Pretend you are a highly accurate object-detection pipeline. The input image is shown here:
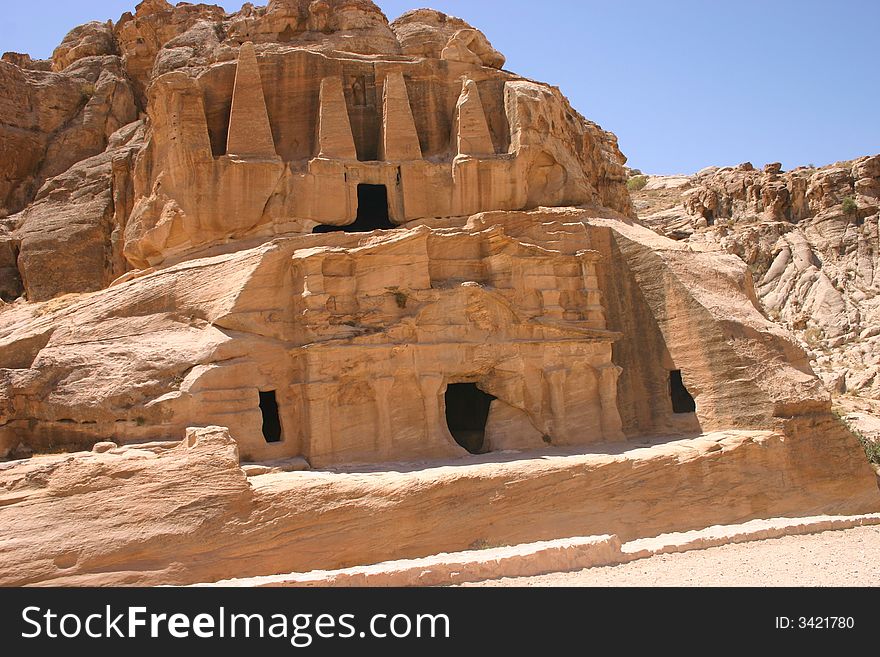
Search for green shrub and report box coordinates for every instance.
[862,436,880,467]
[850,423,880,466]
[626,175,648,191]
[832,409,880,467]
[387,287,408,309]
[842,196,857,215]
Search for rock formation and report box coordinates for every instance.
[632,156,880,399]
[0,1,877,586]
[2,425,876,586]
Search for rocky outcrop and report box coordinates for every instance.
[0,52,52,71]
[114,0,228,102]
[52,21,119,71]
[1,426,876,586]
[229,0,400,54]
[14,121,144,300]
[632,156,880,397]
[391,9,505,68]
[0,59,120,216]
[0,42,137,302]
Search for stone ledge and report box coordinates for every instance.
[202,513,880,587]
[623,513,880,559]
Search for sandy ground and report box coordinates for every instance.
[467,525,880,587]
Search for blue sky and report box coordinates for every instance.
[2,1,878,173]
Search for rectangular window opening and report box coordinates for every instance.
[259,390,283,443]
[312,184,395,233]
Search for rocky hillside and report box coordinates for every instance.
[631,156,880,399]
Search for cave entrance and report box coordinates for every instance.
[312,184,394,233]
[669,370,696,414]
[259,390,282,443]
[444,383,496,454]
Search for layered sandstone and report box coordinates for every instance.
[1,426,876,587]
[0,208,832,464]
[0,1,877,587]
[632,156,880,398]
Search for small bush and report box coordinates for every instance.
[626,175,648,191]
[387,287,408,309]
[861,436,880,467]
[802,325,824,348]
[832,409,880,467]
[842,196,857,215]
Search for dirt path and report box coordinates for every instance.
[467,525,880,587]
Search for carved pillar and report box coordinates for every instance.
[372,376,395,454]
[164,76,213,164]
[379,71,422,161]
[317,77,357,159]
[226,42,277,159]
[545,368,568,441]
[418,374,446,446]
[577,250,607,329]
[598,364,625,442]
[304,381,336,465]
[453,78,495,157]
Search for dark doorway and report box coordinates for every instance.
[444,383,496,454]
[669,370,696,414]
[312,184,395,233]
[259,390,282,443]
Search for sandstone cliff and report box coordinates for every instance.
[632,156,880,399]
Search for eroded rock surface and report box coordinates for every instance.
[1,426,876,586]
[1,2,877,586]
[632,157,880,398]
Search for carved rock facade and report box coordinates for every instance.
[0,2,877,585]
